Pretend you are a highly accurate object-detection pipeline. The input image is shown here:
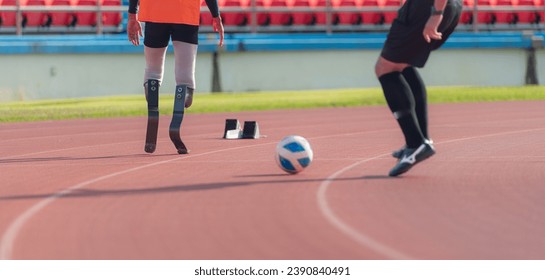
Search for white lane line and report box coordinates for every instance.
[0,141,276,260]
[316,127,545,260]
[0,140,142,161]
[0,129,139,143]
[0,133,219,161]
[0,128,397,260]
[317,153,413,260]
[3,126,543,259]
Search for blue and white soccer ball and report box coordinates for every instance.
[275,135,313,174]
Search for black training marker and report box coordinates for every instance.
[223,119,241,139]
[241,121,260,139]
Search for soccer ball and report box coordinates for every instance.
[275,135,313,174]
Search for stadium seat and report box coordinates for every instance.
[336,0,362,25]
[75,0,98,26]
[495,0,517,24]
[517,0,541,24]
[459,0,473,24]
[269,0,292,25]
[0,0,19,27]
[314,0,329,25]
[200,0,214,26]
[256,0,271,26]
[539,0,545,23]
[50,0,77,27]
[222,0,249,26]
[24,0,51,27]
[383,0,401,24]
[102,0,121,26]
[292,0,315,25]
[361,0,385,25]
[476,0,496,25]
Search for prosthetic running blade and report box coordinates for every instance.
[169,85,189,154]
[144,80,160,153]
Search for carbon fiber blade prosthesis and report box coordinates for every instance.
[144,79,160,153]
[169,85,189,154]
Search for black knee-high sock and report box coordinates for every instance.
[402,67,428,139]
[379,72,425,149]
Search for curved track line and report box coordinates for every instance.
[316,127,545,260]
[0,128,398,260]
[317,153,413,260]
[3,125,543,259]
[0,141,277,260]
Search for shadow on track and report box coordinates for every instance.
[0,153,175,164]
[0,176,378,201]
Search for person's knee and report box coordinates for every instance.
[175,72,195,88]
[375,59,387,78]
[172,42,197,88]
[375,59,397,78]
[174,61,195,88]
[375,57,408,78]
[145,69,163,83]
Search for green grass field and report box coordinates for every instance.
[1,86,545,123]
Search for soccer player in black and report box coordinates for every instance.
[375,0,462,176]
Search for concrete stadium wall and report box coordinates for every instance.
[0,53,213,102]
[0,33,543,101]
[216,48,534,92]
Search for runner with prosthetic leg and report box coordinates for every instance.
[127,0,224,154]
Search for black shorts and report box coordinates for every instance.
[144,22,199,48]
[381,0,462,67]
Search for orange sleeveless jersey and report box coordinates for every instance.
[138,0,201,26]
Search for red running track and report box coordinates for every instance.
[0,101,544,260]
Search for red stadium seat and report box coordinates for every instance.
[459,0,473,24]
[361,0,384,24]
[24,0,51,27]
[200,0,214,26]
[476,0,496,24]
[495,0,517,24]
[0,0,19,27]
[539,0,545,23]
[336,0,362,25]
[517,0,541,24]
[383,0,401,24]
[222,0,249,26]
[292,0,315,25]
[102,0,121,26]
[75,0,98,26]
[269,0,292,25]
[50,0,77,27]
[314,0,328,25]
[256,0,271,25]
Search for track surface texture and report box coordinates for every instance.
[1,101,544,260]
